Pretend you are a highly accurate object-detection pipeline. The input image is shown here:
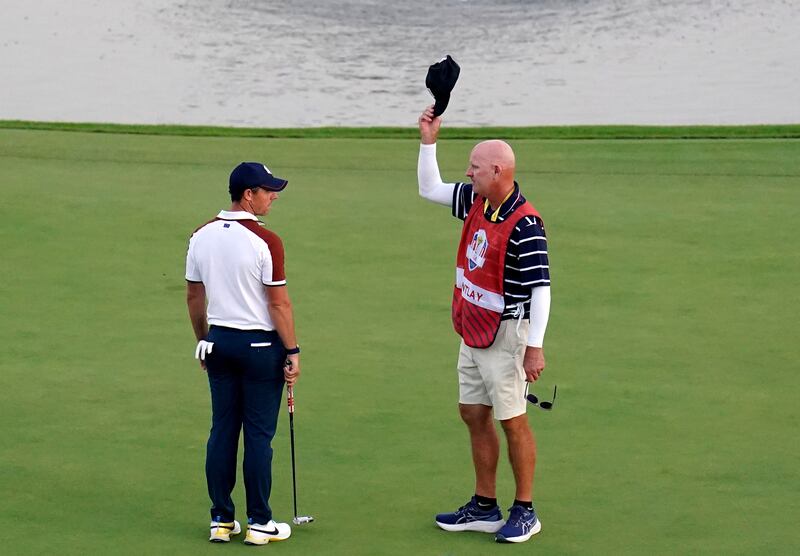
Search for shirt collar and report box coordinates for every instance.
[217,210,259,221]
[484,182,522,222]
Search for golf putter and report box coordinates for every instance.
[287,384,314,525]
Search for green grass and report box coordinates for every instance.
[1,128,799,555]
[2,119,800,139]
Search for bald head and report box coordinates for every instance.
[472,140,516,173]
[465,139,517,205]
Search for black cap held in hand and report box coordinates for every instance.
[426,55,461,117]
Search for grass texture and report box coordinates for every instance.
[1,128,799,555]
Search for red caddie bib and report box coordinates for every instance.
[452,196,540,348]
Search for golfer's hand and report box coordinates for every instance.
[523,346,545,382]
[419,104,441,145]
[195,339,214,370]
[284,354,300,387]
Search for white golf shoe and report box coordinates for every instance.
[244,520,292,545]
[209,519,241,542]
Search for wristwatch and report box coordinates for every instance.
[286,345,300,355]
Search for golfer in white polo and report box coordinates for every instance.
[185,162,301,545]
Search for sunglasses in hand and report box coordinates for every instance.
[525,384,557,411]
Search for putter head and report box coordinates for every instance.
[292,515,314,525]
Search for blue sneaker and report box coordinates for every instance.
[435,496,505,533]
[495,504,542,543]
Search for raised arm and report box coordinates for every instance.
[418,105,455,206]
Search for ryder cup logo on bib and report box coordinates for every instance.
[466,229,489,271]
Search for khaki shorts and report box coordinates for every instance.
[457,319,528,421]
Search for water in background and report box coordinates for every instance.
[2,0,798,127]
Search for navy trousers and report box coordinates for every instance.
[204,325,285,524]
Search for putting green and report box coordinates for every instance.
[1,128,798,555]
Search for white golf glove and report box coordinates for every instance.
[195,340,214,361]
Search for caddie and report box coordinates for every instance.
[417,105,552,544]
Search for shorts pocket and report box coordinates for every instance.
[501,322,519,353]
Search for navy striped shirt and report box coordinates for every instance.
[452,182,550,320]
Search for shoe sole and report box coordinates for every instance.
[436,520,505,533]
[244,536,289,545]
[495,519,542,543]
[209,524,241,542]
[244,531,290,545]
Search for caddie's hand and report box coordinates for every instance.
[523,346,545,382]
[195,339,214,370]
[284,354,300,387]
[418,104,442,145]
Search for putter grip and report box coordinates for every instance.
[287,387,295,414]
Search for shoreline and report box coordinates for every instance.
[2,120,800,140]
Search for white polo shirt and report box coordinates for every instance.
[185,210,286,331]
